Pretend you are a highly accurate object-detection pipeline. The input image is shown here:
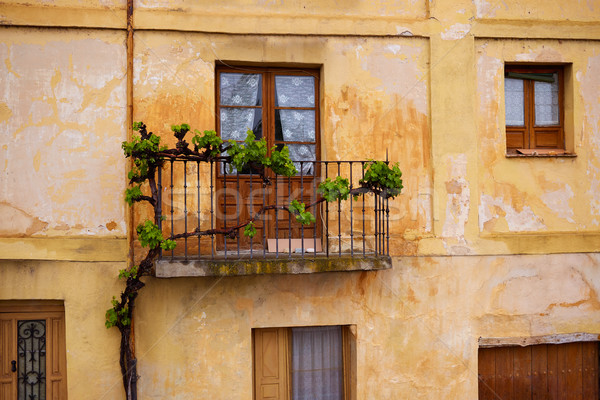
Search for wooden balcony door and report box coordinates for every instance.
[216,66,321,251]
[0,303,67,400]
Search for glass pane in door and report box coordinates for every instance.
[17,320,46,400]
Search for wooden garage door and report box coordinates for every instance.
[478,342,599,400]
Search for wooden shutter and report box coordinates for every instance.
[254,328,290,400]
[47,312,68,399]
[478,342,599,399]
[342,326,356,400]
[0,317,17,399]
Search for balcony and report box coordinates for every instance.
[155,159,393,277]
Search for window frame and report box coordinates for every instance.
[252,325,356,400]
[504,64,565,154]
[215,65,321,177]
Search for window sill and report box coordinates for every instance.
[506,150,577,158]
[155,255,392,277]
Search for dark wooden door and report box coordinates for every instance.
[479,342,599,400]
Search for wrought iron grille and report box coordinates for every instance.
[17,320,46,400]
[157,159,391,261]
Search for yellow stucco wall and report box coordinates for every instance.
[1,0,600,399]
[476,39,600,236]
[0,27,128,238]
[0,260,126,399]
[134,254,600,399]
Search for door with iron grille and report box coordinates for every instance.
[0,304,67,400]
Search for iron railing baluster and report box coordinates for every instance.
[184,160,188,261]
[197,161,201,258]
[210,160,214,259]
[170,160,174,260]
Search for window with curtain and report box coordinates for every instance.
[216,66,319,175]
[253,326,355,400]
[504,65,565,154]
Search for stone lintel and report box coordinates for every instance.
[479,332,600,348]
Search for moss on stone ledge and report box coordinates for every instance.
[155,256,392,277]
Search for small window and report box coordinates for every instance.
[478,341,599,399]
[504,65,565,154]
[253,326,356,400]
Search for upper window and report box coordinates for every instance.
[216,66,319,175]
[504,65,564,154]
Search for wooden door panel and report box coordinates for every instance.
[531,344,549,400]
[478,348,496,400]
[513,346,532,398]
[0,309,67,400]
[218,175,320,251]
[0,318,16,400]
[479,343,599,400]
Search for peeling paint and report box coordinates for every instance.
[440,23,471,40]
[0,102,12,123]
[479,194,546,232]
[0,202,48,236]
[0,29,127,237]
[540,185,575,223]
[442,154,469,240]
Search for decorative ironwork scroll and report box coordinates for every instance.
[17,320,46,400]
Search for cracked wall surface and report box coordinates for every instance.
[476,40,600,236]
[1,0,599,399]
[0,28,128,237]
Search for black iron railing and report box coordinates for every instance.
[157,159,390,261]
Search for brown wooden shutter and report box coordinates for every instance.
[342,326,356,400]
[479,342,599,399]
[47,312,68,399]
[0,317,17,399]
[254,328,290,400]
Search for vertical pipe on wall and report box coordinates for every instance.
[125,1,137,398]
[126,0,134,264]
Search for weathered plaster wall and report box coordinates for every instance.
[475,0,600,21]
[1,1,600,399]
[476,40,600,235]
[0,260,126,399]
[136,0,427,19]
[135,254,600,399]
[2,0,124,7]
[0,28,128,237]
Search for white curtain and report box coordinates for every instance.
[219,73,261,140]
[291,326,343,400]
[505,77,524,126]
[534,73,559,125]
[275,75,316,176]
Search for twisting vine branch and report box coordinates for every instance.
[106,121,403,400]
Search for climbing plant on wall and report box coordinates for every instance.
[106,121,403,400]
